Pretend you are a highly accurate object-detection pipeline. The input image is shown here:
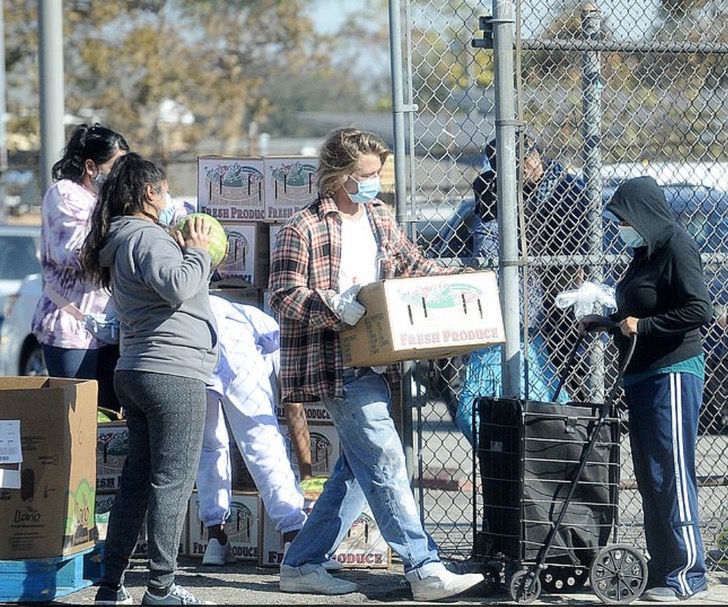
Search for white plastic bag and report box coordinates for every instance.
[555,281,616,320]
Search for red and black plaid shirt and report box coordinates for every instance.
[268,196,454,403]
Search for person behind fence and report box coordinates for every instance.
[32,123,129,412]
[473,132,590,401]
[195,294,342,571]
[81,153,217,606]
[578,176,712,603]
[268,127,484,601]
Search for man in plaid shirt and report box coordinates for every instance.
[270,128,483,601]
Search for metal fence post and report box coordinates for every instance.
[581,3,605,401]
[388,0,417,480]
[492,0,521,398]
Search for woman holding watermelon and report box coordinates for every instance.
[81,153,217,606]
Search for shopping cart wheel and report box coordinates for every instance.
[509,568,542,604]
[481,563,501,596]
[540,565,589,593]
[590,544,648,605]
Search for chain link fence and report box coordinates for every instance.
[396,0,728,567]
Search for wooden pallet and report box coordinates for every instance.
[0,544,103,603]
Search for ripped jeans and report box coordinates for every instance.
[282,368,441,576]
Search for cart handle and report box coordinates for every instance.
[552,320,632,403]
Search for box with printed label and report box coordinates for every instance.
[197,156,266,222]
[94,491,188,556]
[96,421,127,492]
[275,402,333,426]
[264,157,318,222]
[0,377,98,559]
[188,490,259,561]
[212,222,270,288]
[280,422,340,480]
[269,223,283,262]
[341,271,505,367]
[258,487,390,568]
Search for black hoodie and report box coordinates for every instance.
[605,176,713,374]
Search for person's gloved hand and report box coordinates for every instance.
[331,284,366,326]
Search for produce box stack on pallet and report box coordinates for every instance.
[195,153,319,510]
[95,418,188,557]
[0,377,102,602]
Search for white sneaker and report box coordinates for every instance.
[409,563,484,601]
[322,557,345,571]
[280,564,358,595]
[283,541,343,572]
[202,538,236,566]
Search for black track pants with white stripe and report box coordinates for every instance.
[626,372,708,596]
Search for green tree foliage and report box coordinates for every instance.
[4,0,385,157]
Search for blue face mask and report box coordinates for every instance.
[157,193,176,226]
[618,225,646,248]
[348,175,381,204]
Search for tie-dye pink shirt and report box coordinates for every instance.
[31,179,114,349]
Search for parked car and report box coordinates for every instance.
[415,181,728,433]
[0,273,46,376]
[0,224,42,374]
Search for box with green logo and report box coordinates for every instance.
[340,271,505,367]
[0,377,98,559]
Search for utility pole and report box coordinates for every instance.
[38,0,65,193]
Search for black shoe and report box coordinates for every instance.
[94,583,133,605]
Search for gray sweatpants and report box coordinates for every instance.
[102,370,207,591]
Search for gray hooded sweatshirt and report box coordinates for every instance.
[99,216,218,383]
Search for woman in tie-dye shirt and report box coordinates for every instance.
[31,123,128,411]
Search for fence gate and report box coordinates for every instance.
[395,0,728,565]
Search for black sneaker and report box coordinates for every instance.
[94,583,133,605]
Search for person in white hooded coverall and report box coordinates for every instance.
[196,295,342,570]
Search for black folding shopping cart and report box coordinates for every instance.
[473,328,647,604]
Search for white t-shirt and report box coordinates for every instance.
[338,210,386,374]
[338,210,379,292]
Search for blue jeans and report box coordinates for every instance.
[42,343,121,412]
[282,369,441,576]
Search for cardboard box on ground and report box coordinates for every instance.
[341,271,506,367]
[94,491,187,557]
[188,491,258,561]
[258,482,391,569]
[0,377,98,560]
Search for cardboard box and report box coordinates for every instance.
[258,491,390,568]
[340,271,505,367]
[0,377,98,559]
[275,402,333,426]
[96,421,127,492]
[281,423,340,480]
[95,491,188,557]
[269,223,283,262]
[209,287,263,309]
[197,156,266,222]
[230,439,256,491]
[264,157,318,222]
[188,490,259,561]
[213,222,270,288]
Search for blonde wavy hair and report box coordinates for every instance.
[317,128,390,197]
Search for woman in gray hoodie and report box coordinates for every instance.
[81,153,218,606]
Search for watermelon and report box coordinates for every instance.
[175,212,228,267]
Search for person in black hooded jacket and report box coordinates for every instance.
[579,176,713,603]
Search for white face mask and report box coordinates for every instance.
[618,225,646,248]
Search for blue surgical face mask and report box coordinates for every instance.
[618,225,646,248]
[348,175,381,204]
[157,193,176,226]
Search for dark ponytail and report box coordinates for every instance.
[52,123,129,183]
[81,153,167,289]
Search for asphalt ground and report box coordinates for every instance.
[49,556,728,605]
